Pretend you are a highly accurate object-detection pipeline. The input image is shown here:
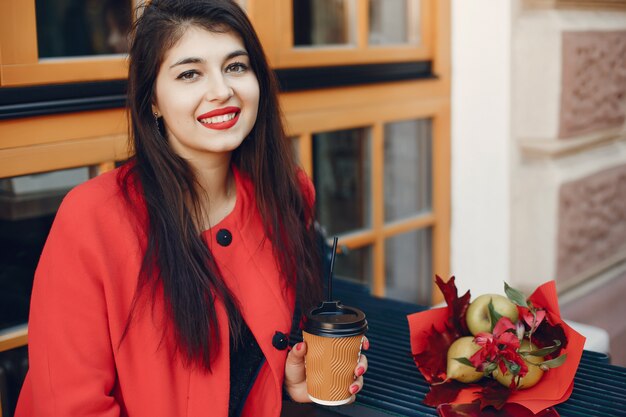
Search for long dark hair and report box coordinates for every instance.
[120,0,322,371]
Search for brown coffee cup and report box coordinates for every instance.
[303,301,368,405]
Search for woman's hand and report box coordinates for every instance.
[284,337,370,403]
[283,341,310,402]
[350,338,369,398]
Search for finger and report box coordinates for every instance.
[286,341,307,366]
[284,342,311,402]
[349,375,364,395]
[362,336,370,351]
[284,342,307,386]
[355,353,368,377]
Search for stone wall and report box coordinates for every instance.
[557,165,626,287]
[560,31,626,138]
[510,2,626,364]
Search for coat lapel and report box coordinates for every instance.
[193,167,294,415]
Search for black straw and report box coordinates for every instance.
[328,236,338,302]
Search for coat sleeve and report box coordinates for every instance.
[18,187,121,417]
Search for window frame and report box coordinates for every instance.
[283,79,450,301]
[1,0,435,86]
[259,0,434,68]
[0,0,137,87]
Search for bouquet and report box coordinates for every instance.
[408,276,585,416]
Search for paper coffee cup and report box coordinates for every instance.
[303,301,368,406]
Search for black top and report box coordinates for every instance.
[229,315,264,417]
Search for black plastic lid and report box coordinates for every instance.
[304,301,368,337]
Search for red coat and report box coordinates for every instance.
[16,166,309,417]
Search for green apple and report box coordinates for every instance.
[446,336,483,383]
[466,294,519,335]
[493,340,544,389]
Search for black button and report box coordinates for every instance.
[272,331,289,350]
[216,229,232,247]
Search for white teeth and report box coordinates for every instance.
[200,112,236,124]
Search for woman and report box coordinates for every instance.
[15,1,367,416]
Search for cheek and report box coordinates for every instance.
[163,92,194,116]
[155,78,200,117]
[242,78,260,112]
[159,96,202,136]
[248,93,260,127]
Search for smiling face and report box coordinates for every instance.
[152,26,260,166]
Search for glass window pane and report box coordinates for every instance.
[369,0,421,46]
[313,127,372,236]
[384,119,432,222]
[36,0,133,58]
[385,228,432,306]
[334,245,373,286]
[0,168,89,330]
[293,0,357,47]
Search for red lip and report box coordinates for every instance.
[197,106,241,130]
[198,106,240,120]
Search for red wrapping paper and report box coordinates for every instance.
[408,281,586,414]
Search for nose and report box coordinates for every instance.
[205,72,233,102]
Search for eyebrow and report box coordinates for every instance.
[169,50,249,69]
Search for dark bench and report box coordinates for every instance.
[282,279,626,417]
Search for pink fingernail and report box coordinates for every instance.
[356,366,365,377]
[363,339,370,350]
[350,385,359,394]
[295,342,302,351]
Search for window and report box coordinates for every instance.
[0,0,251,86]
[295,119,440,302]
[384,119,432,221]
[287,91,449,304]
[293,0,357,47]
[369,0,421,46]
[257,0,433,68]
[385,228,432,305]
[313,127,372,236]
[0,1,137,86]
[0,167,95,351]
[35,0,133,58]
[335,245,373,286]
[0,0,450,355]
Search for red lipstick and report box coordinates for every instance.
[197,106,241,130]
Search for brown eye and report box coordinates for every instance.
[225,62,248,74]
[177,70,200,80]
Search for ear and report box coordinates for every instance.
[151,105,160,117]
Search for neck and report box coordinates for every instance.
[189,154,236,229]
[196,159,232,199]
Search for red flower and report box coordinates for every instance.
[470,317,525,377]
[500,346,529,380]
[521,307,546,332]
[493,317,521,349]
